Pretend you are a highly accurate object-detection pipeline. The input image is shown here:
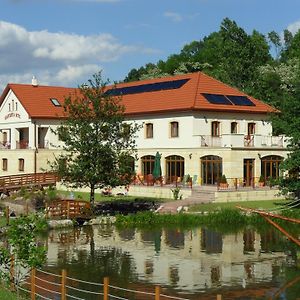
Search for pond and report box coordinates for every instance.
[41,224,300,300]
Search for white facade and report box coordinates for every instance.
[0,83,289,187]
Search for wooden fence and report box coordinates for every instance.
[11,267,224,300]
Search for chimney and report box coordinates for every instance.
[32,76,38,87]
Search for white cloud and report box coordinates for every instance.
[287,20,300,35]
[0,20,155,90]
[164,12,183,23]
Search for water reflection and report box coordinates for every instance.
[44,225,300,299]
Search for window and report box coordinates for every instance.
[15,102,18,111]
[231,122,238,134]
[248,123,255,135]
[170,121,179,138]
[18,158,24,171]
[211,121,220,137]
[165,155,184,183]
[50,98,61,107]
[141,155,155,176]
[261,155,283,181]
[8,104,11,111]
[145,123,153,139]
[2,159,7,171]
[201,155,222,185]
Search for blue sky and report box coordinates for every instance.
[0,0,300,89]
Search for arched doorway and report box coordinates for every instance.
[141,155,155,177]
[165,155,184,183]
[261,155,283,181]
[201,155,222,185]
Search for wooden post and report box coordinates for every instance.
[155,285,161,300]
[6,206,9,225]
[61,269,67,300]
[103,277,109,300]
[217,295,222,300]
[67,201,70,219]
[10,255,14,290]
[31,268,36,300]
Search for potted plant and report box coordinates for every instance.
[258,175,265,187]
[219,175,228,188]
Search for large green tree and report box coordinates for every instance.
[52,72,140,205]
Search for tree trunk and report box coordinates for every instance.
[90,184,95,207]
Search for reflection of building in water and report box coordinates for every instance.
[46,226,287,291]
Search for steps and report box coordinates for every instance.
[157,186,216,214]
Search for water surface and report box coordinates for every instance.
[43,225,300,299]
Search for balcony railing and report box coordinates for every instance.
[0,142,11,149]
[199,134,286,148]
[16,140,29,149]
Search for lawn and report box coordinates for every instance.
[57,190,170,203]
[188,199,290,212]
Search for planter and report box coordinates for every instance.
[219,183,229,189]
[258,182,265,187]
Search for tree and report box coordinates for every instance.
[273,81,300,198]
[52,72,140,205]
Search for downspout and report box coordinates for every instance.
[34,121,37,179]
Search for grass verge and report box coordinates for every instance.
[188,200,290,212]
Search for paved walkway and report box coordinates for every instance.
[156,187,215,214]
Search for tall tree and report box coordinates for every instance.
[52,72,140,205]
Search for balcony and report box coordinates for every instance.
[199,134,287,148]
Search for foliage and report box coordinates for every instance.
[0,215,47,285]
[220,174,227,184]
[170,187,182,200]
[51,72,140,205]
[259,175,264,182]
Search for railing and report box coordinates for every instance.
[217,176,276,191]
[9,267,223,300]
[0,141,11,149]
[200,135,222,147]
[0,172,57,191]
[16,139,29,149]
[38,140,50,149]
[46,199,91,219]
[198,134,286,148]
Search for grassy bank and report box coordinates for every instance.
[188,199,289,212]
[115,208,300,233]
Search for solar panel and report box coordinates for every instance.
[105,78,190,96]
[226,95,255,106]
[202,93,233,105]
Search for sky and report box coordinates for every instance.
[0,0,300,90]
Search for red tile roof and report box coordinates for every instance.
[0,72,276,119]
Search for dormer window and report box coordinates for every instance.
[50,98,61,107]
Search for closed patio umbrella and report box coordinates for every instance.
[152,152,162,180]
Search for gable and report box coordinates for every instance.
[0,89,30,124]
